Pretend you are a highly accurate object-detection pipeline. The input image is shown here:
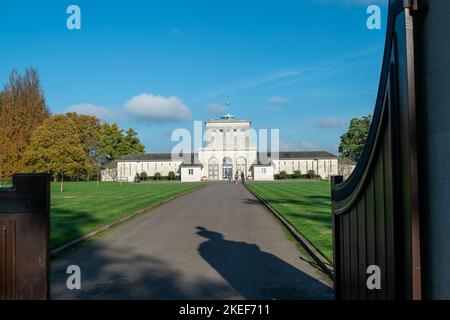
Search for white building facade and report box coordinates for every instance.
[102,115,344,182]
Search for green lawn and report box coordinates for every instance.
[51,181,202,249]
[247,181,333,262]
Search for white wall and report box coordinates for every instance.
[204,120,252,151]
[338,164,356,180]
[101,168,116,182]
[273,159,339,179]
[180,167,202,182]
[117,160,182,182]
[253,166,274,181]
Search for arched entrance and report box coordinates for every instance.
[222,157,233,180]
[208,157,219,180]
[237,157,247,176]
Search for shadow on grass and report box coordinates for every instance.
[51,208,106,249]
[257,197,330,208]
[283,211,332,225]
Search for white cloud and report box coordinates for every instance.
[205,103,227,115]
[124,93,191,122]
[66,103,117,122]
[280,139,318,151]
[316,117,348,128]
[269,96,289,104]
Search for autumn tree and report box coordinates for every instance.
[23,115,91,192]
[66,112,100,155]
[0,68,50,182]
[339,114,372,162]
[65,112,101,177]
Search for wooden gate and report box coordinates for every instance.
[331,0,424,300]
[0,174,50,300]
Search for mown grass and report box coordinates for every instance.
[51,181,202,249]
[247,181,333,261]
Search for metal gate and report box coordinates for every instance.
[331,0,423,300]
[0,174,50,300]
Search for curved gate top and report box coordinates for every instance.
[331,0,424,300]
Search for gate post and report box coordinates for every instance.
[0,173,50,300]
[331,175,343,299]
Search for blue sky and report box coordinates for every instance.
[0,0,388,153]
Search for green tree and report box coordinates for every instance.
[23,115,91,192]
[0,68,50,181]
[339,114,372,162]
[98,123,145,161]
[97,123,124,160]
[293,170,301,179]
[168,171,176,181]
[154,172,161,180]
[123,128,145,155]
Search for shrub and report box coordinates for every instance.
[306,170,317,179]
[279,171,288,180]
[292,170,301,179]
[168,171,176,180]
[139,171,148,181]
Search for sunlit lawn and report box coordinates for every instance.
[51,181,202,249]
[247,181,333,261]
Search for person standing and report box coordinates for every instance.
[227,170,232,183]
[235,171,239,184]
[241,171,245,184]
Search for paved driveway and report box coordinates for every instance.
[51,182,333,299]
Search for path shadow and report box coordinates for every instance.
[196,226,333,300]
[242,198,264,206]
[51,242,232,299]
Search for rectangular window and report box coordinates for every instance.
[188,169,194,175]
[262,168,266,174]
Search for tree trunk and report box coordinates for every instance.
[60,174,64,193]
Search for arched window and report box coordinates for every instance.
[237,157,247,176]
[222,157,233,179]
